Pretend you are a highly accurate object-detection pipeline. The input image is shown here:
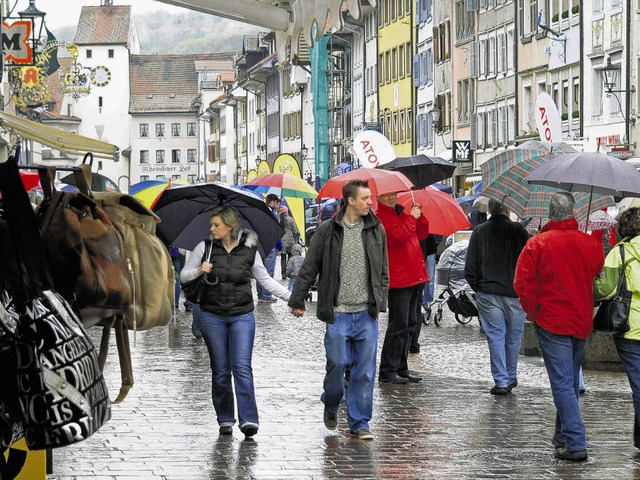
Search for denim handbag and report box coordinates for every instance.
[593,245,632,334]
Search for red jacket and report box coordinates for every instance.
[376,203,430,289]
[514,218,604,340]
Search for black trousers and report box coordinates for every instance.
[379,284,424,376]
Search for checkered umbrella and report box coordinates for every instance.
[481,141,614,221]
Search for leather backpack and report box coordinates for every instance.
[35,166,133,327]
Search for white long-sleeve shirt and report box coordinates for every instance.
[180,236,291,302]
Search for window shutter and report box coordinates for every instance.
[413,54,421,86]
[470,41,479,78]
[416,0,422,24]
[434,27,440,62]
[422,114,428,146]
[470,112,477,150]
[492,109,498,146]
[421,52,428,84]
[499,34,507,73]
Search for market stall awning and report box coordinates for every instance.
[155,0,377,65]
[0,111,119,160]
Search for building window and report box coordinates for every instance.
[187,149,196,163]
[187,122,196,136]
[140,150,149,164]
[140,123,149,137]
[86,49,92,59]
[171,149,181,163]
[156,150,165,163]
[155,123,165,137]
[171,174,181,180]
[188,174,196,183]
[108,49,114,58]
[399,44,405,77]
[171,123,181,137]
[140,175,149,182]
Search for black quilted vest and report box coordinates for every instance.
[200,231,258,316]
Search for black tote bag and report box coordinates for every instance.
[593,244,632,335]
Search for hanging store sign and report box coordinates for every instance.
[535,92,562,143]
[354,130,396,168]
[2,19,33,65]
[453,140,474,167]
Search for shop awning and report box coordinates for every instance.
[0,111,119,160]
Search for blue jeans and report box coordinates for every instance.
[535,324,586,451]
[191,303,202,338]
[613,336,640,447]
[256,248,277,300]
[288,276,297,292]
[475,292,525,387]
[172,254,184,307]
[422,254,436,305]
[199,311,258,431]
[322,311,378,433]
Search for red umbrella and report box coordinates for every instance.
[396,187,471,236]
[20,171,39,191]
[318,168,413,199]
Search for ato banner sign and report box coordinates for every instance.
[535,92,562,143]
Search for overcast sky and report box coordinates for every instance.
[7,1,189,30]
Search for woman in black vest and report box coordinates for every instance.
[181,206,291,438]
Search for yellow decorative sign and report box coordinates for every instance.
[246,169,258,183]
[257,161,271,177]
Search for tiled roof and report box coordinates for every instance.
[74,6,132,45]
[129,54,229,113]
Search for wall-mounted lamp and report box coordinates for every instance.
[301,144,308,159]
[18,0,47,54]
[428,106,441,130]
[601,57,636,126]
[255,157,261,168]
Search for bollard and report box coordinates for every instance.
[168,315,182,348]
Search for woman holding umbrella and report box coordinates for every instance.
[180,206,291,438]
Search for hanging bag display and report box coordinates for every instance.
[35,159,133,327]
[593,244,632,335]
[0,158,111,450]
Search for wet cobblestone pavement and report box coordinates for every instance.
[47,280,640,479]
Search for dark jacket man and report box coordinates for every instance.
[288,207,388,323]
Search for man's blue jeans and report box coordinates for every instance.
[199,311,258,431]
[535,324,586,451]
[256,248,277,300]
[475,292,525,388]
[322,311,378,433]
[422,253,436,306]
[613,336,640,447]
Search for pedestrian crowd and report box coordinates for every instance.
[181,181,640,464]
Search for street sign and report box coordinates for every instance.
[2,19,34,65]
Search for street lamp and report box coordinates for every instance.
[429,106,441,131]
[601,57,636,128]
[18,0,47,54]
[301,144,308,159]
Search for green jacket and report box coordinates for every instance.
[594,236,640,340]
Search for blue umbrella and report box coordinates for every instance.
[432,183,453,194]
[456,193,481,206]
[471,181,483,193]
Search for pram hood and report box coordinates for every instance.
[436,241,472,292]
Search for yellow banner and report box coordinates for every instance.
[257,161,271,177]
[273,154,305,243]
[246,169,258,183]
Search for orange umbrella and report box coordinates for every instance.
[396,187,470,236]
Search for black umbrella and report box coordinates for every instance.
[152,182,284,258]
[376,154,456,189]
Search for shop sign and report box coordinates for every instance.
[2,19,33,65]
[453,140,473,167]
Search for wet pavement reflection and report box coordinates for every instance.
[47,278,640,479]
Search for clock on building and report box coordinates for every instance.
[91,66,111,87]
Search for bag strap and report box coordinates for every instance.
[98,315,133,404]
[0,158,52,298]
[618,244,628,293]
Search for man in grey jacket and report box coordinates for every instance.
[289,180,388,440]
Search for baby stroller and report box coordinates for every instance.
[429,239,478,327]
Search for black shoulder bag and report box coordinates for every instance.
[593,244,632,335]
[181,240,218,304]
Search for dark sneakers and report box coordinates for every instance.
[506,379,518,392]
[554,447,588,462]
[242,425,258,438]
[219,425,233,435]
[324,408,338,430]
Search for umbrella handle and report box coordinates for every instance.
[203,273,219,286]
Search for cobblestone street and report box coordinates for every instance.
[47,280,640,479]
